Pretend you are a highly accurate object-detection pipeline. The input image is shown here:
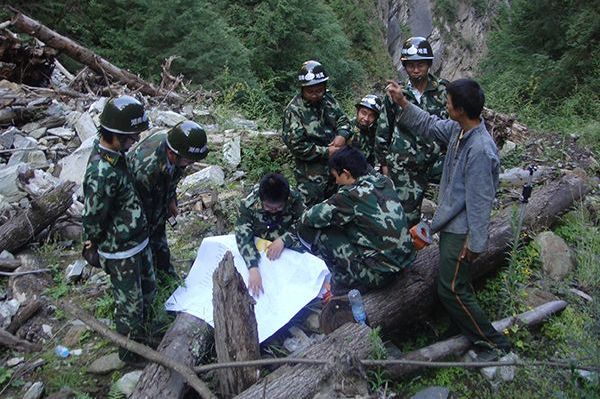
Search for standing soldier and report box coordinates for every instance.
[282,60,352,206]
[299,146,415,295]
[235,173,306,297]
[376,36,448,227]
[82,96,154,366]
[350,94,383,166]
[128,120,209,283]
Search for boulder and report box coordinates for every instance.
[180,165,225,195]
[29,127,47,140]
[57,137,95,191]
[87,352,125,374]
[0,126,18,148]
[22,381,44,399]
[74,112,97,142]
[535,231,575,281]
[0,163,27,202]
[223,136,241,168]
[115,370,144,396]
[47,127,76,140]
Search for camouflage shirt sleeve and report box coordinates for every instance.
[82,173,114,245]
[235,202,261,269]
[282,106,329,162]
[330,99,352,140]
[301,190,356,228]
[375,95,395,166]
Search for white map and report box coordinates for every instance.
[165,234,330,342]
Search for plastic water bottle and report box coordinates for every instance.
[54,345,70,358]
[348,289,367,325]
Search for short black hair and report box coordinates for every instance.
[328,146,368,179]
[447,78,485,119]
[98,126,115,142]
[259,173,290,203]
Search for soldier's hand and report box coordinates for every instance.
[386,80,408,108]
[83,240,95,249]
[266,238,285,261]
[381,165,389,176]
[328,145,341,156]
[459,244,479,263]
[168,198,179,217]
[248,267,264,297]
[330,135,346,148]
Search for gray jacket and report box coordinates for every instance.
[398,103,499,253]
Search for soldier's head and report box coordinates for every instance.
[166,120,209,168]
[355,94,382,128]
[400,37,434,84]
[329,146,368,185]
[446,79,485,121]
[99,95,149,152]
[259,173,290,214]
[298,60,328,104]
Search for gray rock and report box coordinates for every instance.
[66,259,87,282]
[20,122,40,134]
[6,356,24,367]
[29,127,47,140]
[0,194,9,212]
[410,386,450,399]
[22,381,44,399]
[222,136,241,168]
[230,116,257,131]
[152,110,187,127]
[0,250,15,260]
[0,298,20,328]
[9,149,47,169]
[115,370,143,396]
[499,166,549,187]
[180,165,225,195]
[535,231,575,280]
[57,136,95,192]
[500,140,517,157]
[13,135,37,150]
[480,352,519,382]
[88,97,108,114]
[0,126,18,148]
[18,169,60,196]
[87,352,125,374]
[74,112,97,142]
[47,127,76,140]
[193,108,217,124]
[0,163,27,202]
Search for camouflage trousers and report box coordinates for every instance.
[100,245,156,361]
[299,225,399,295]
[150,225,177,281]
[295,162,338,207]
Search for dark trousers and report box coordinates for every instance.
[437,232,510,351]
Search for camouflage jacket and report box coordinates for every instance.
[235,185,306,268]
[301,173,415,272]
[82,140,148,253]
[376,73,448,173]
[282,91,351,174]
[349,117,377,166]
[127,132,183,234]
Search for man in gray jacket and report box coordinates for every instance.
[386,78,511,357]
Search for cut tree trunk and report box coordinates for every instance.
[235,322,373,399]
[130,312,212,399]
[321,172,590,333]
[9,11,183,103]
[0,181,76,253]
[212,251,260,397]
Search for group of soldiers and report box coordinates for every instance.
[83,36,510,367]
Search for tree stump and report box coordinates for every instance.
[213,251,260,397]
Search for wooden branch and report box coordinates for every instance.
[7,299,42,334]
[60,300,216,399]
[321,172,590,333]
[213,251,260,397]
[0,327,41,352]
[9,11,183,103]
[0,181,76,253]
[0,268,50,277]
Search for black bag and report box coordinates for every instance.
[82,245,101,268]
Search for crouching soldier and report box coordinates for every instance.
[350,94,383,166]
[299,146,416,295]
[235,173,306,297]
[82,96,155,366]
[128,120,208,284]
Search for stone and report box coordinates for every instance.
[500,140,517,157]
[180,165,225,195]
[13,135,37,150]
[20,122,40,134]
[63,324,89,347]
[57,136,95,192]
[0,298,20,328]
[89,97,108,114]
[42,324,53,337]
[410,386,451,399]
[0,250,15,260]
[535,231,575,281]
[29,127,47,140]
[152,110,187,127]
[115,370,144,396]
[0,162,29,204]
[480,352,519,382]
[87,352,125,374]
[47,127,76,140]
[9,149,48,169]
[18,168,60,196]
[6,357,24,367]
[200,191,217,208]
[74,112,97,142]
[524,287,559,308]
[0,194,9,212]
[66,259,88,282]
[0,126,18,148]
[193,108,217,124]
[223,136,241,168]
[22,381,44,399]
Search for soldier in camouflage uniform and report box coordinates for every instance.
[128,121,208,283]
[82,96,155,365]
[299,147,416,295]
[377,37,448,227]
[349,94,383,166]
[236,173,305,296]
[282,60,352,206]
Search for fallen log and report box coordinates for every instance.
[0,181,76,253]
[7,299,42,334]
[0,327,41,352]
[213,251,260,397]
[9,11,183,103]
[386,300,568,378]
[130,312,212,399]
[321,171,590,333]
[235,322,373,399]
